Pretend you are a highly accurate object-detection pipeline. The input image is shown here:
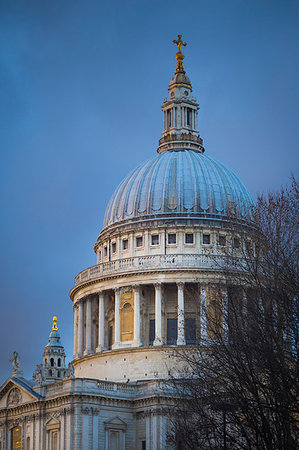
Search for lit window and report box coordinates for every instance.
[136,236,143,247]
[122,239,128,250]
[218,235,226,246]
[151,234,159,245]
[168,233,176,244]
[104,246,107,257]
[233,237,240,249]
[112,242,116,253]
[185,233,194,244]
[203,234,210,245]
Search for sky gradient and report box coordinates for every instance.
[0,0,298,382]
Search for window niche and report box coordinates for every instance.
[185,233,194,244]
[104,417,127,450]
[122,239,128,250]
[202,234,210,245]
[151,234,159,245]
[136,236,143,248]
[168,233,176,245]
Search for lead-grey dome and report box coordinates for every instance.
[103,150,253,229]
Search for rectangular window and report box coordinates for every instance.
[142,441,146,450]
[103,246,108,257]
[233,237,240,249]
[187,108,191,126]
[185,233,194,244]
[111,242,116,253]
[185,318,196,344]
[167,318,178,344]
[218,235,226,246]
[136,236,143,247]
[122,239,128,250]
[203,234,210,245]
[168,233,176,244]
[151,234,159,245]
[149,319,155,345]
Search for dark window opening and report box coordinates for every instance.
[49,369,52,377]
[112,242,116,253]
[142,441,146,450]
[185,318,196,344]
[168,233,176,244]
[103,246,107,257]
[50,358,54,367]
[233,237,240,249]
[167,318,178,345]
[185,233,194,244]
[123,239,128,250]
[108,325,113,350]
[151,234,159,245]
[203,234,210,245]
[187,108,191,126]
[136,236,143,247]
[149,319,155,345]
[219,235,226,246]
[57,372,60,378]
[57,358,61,367]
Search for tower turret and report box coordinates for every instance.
[42,316,67,381]
[157,35,204,154]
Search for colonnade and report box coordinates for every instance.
[73,283,228,359]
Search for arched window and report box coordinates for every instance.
[50,358,54,367]
[57,358,61,367]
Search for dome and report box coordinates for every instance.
[103,150,253,229]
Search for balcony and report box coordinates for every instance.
[74,253,241,286]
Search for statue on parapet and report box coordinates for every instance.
[66,362,75,379]
[32,364,45,384]
[10,351,23,378]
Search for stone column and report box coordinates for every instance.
[133,285,141,346]
[84,297,92,355]
[113,288,121,348]
[77,300,84,357]
[73,304,78,359]
[96,292,105,352]
[154,283,162,346]
[200,286,207,342]
[177,282,186,345]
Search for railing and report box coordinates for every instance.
[74,254,239,286]
[158,132,203,146]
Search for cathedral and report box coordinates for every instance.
[0,36,253,449]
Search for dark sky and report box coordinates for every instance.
[0,0,298,382]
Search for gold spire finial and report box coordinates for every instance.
[52,316,58,331]
[173,35,187,74]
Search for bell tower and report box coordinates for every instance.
[42,316,67,381]
[157,35,204,154]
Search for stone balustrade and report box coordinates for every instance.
[74,253,240,286]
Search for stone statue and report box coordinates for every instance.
[66,362,75,379]
[10,351,23,378]
[33,364,45,384]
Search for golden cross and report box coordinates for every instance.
[173,35,187,53]
[52,316,58,331]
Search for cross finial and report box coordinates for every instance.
[173,35,187,53]
[172,35,187,74]
[52,316,58,331]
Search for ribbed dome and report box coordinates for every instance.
[103,150,253,229]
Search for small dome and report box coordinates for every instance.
[103,150,253,229]
[169,73,191,86]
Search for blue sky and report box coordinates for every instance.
[0,0,298,381]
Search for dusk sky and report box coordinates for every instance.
[0,0,298,382]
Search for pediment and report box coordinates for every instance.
[46,417,61,431]
[0,378,41,409]
[104,416,127,431]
